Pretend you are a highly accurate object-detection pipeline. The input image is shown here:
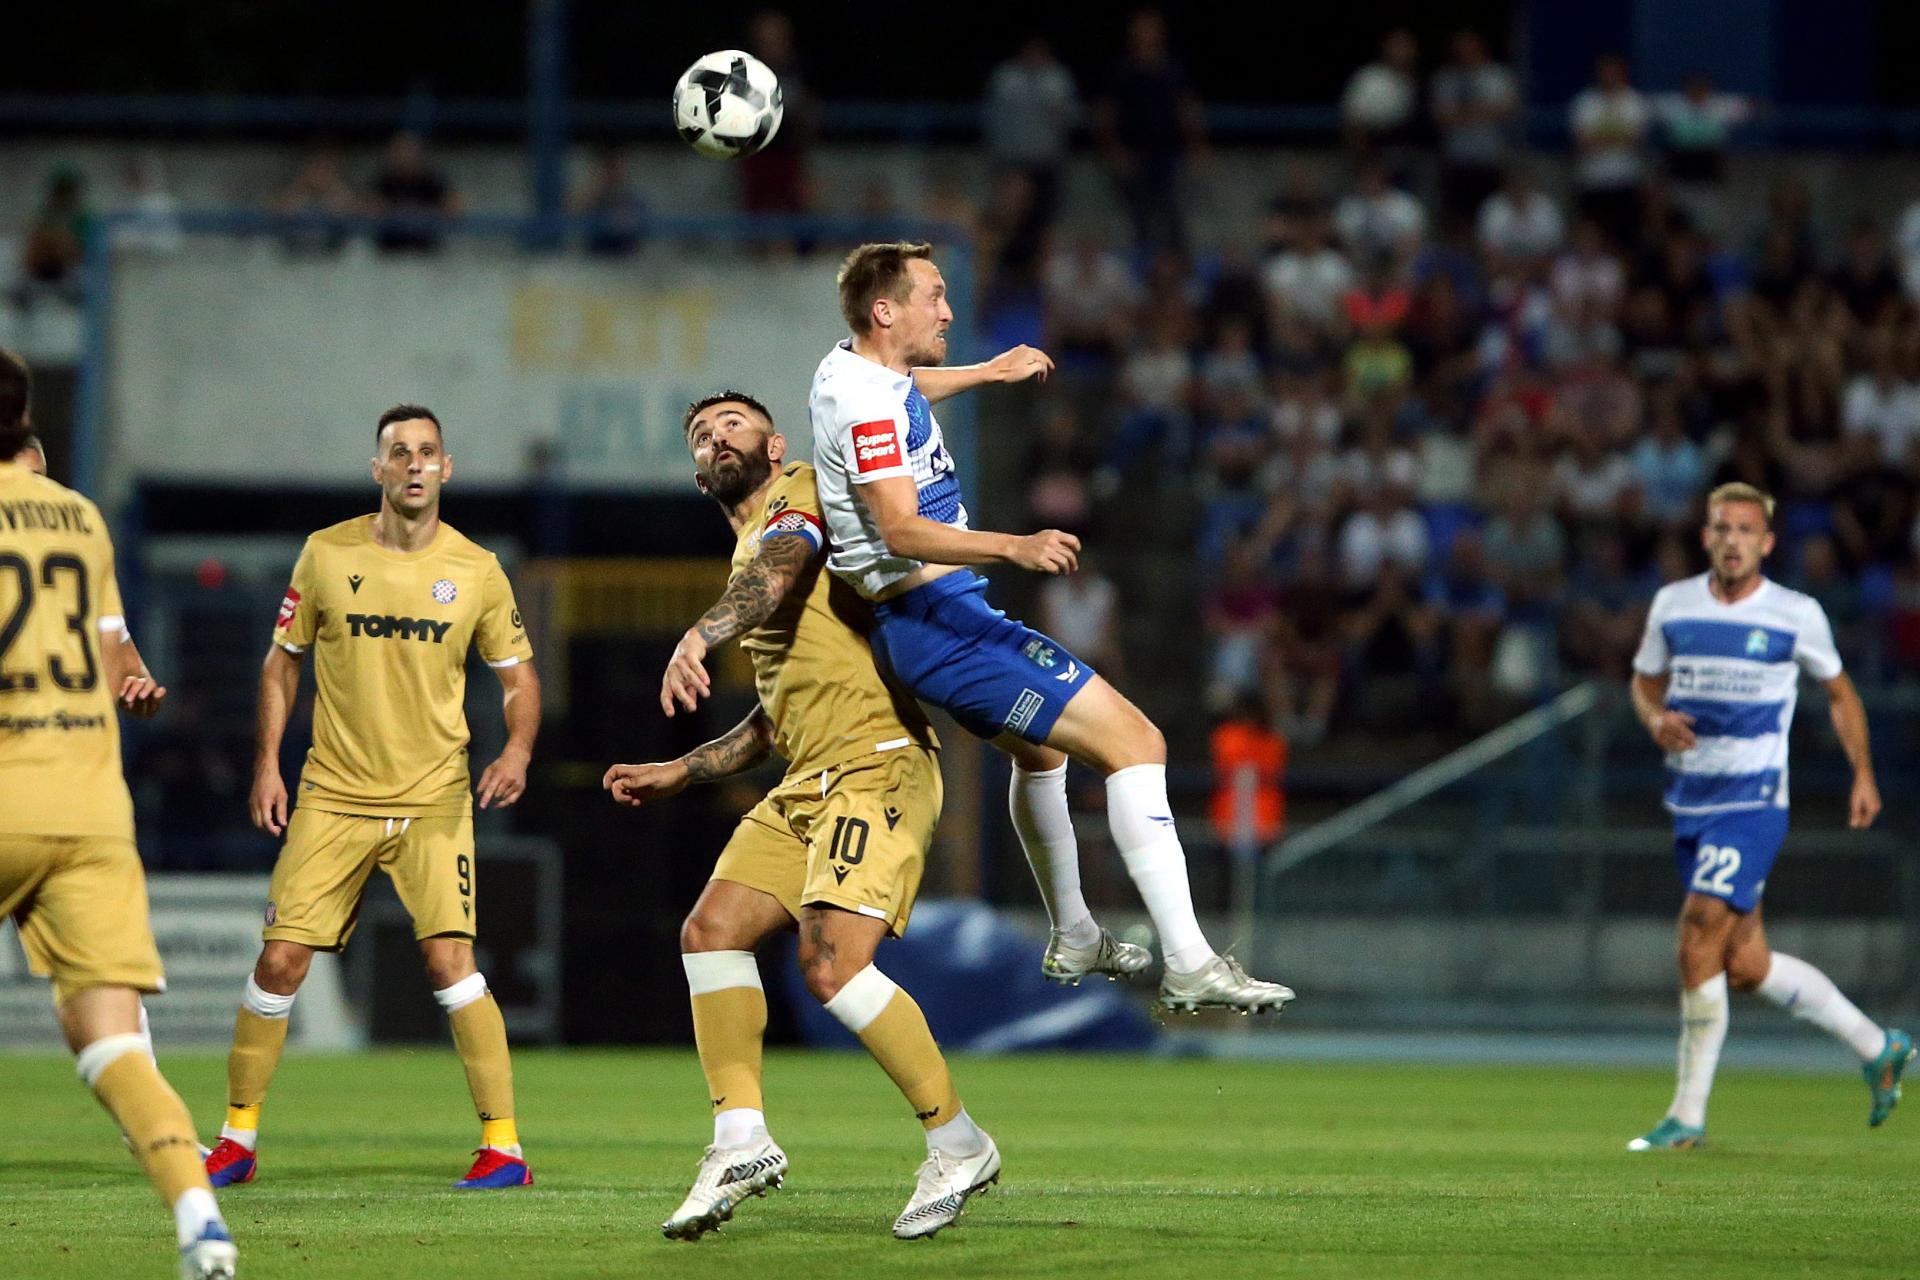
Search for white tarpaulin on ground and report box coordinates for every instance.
[106,248,844,497]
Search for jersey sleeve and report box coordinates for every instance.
[825,384,913,485]
[758,467,827,556]
[272,540,320,654]
[476,556,535,668]
[1793,597,1844,680]
[1630,589,1671,676]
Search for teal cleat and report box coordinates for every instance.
[1626,1117,1704,1151]
[1864,1028,1915,1128]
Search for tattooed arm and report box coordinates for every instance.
[662,533,816,716]
[602,705,776,807]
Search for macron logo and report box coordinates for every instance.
[851,420,903,474]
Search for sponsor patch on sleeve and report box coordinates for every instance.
[850,419,904,474]
[761,507,825,551]
[275,587,301,631]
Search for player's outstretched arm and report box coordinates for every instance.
[603,705,776,807]
[911,345,1054,405]
[856,473,1080,575]
[663,533,816,716]
[103,633,166,719]
[1822,672,1881,829]
[477,660,541,810]
[251,645,303,836]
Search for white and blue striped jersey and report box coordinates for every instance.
[809,340,968,599]
[1632,574,1842,815]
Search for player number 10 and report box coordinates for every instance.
[1690,844,1741,895]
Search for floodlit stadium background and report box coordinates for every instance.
[2,0,1916,1059]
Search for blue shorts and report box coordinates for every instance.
[871,572,1096,744]
[1672,807,1789,913]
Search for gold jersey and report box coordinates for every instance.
[731,463,934,776]
[272,516,533,817]
[0,464,134,839]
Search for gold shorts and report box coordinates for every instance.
[263,809,476,950]
[0,834,165,1006]
[711,746,941,937]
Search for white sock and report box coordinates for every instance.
[1668,973,1729,1128]
[1756,952,1887,1061]
[925,1105,987,1158]
[218,1123,259,1151]
[714,1107,767,1149]
[1010,762,1098,947]
[172,1186,224,1249]
[1105,763,1215,974]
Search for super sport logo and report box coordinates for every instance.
[850,420,902,473]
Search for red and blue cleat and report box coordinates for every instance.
[454,1147,533,1189]
[204,1137,257,1188]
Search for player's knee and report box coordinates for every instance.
[795,945,849,1005]
[679,910,738,954]
[254,945,311,994]
[421,947,475,991]
[1099,714,1166,772]
[1726,951,1771,992]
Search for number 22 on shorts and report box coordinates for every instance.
[1690,843,1741,895]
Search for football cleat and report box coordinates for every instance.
[892,1133,1000,1240]
[177,1220,237,1280]
[1627,1117,1705,1151]
[1864,1028,1915,1127]
[203,1138,256,1188]
[661,1134,788,1241]
[453,1147,533,1189]
[1042,927,1152,985]
[1157,954,1295,1014]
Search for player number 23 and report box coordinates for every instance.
[1690,844,1741,895]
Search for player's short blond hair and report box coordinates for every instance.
[837,241,933,334]
[1706,482,1775,524]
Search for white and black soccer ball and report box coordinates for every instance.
[672,50,783,159]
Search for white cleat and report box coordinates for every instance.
[1158,954,1295,1014]
[1042,927,1153,985]
[661,1134,787,1241]
[892,1133,1001,1240]
[178,1224,237,1279]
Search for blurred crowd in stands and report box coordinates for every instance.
[13,8,1920,762]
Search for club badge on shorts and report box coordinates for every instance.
[431,579,457,604]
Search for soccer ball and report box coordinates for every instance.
[672,50,783,159]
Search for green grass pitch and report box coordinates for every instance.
[3,1047,1914,1279]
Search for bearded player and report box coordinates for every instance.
[606,392,999,1241]
[202,405,541,1190]
[0,349,238,1278]
[1626,482,1911,1150]
[788,241,1289,1012]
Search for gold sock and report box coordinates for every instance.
[92,1050,209,1206]
[449,993,516,1138]
[691,985,768,1116]
[856,989,963,1131]
[226,1007,289,1132]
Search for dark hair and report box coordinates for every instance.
[0,348,31,459]
[682,390,774,440]
[376,403,442,441]
[836,241,933,334]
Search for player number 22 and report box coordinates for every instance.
[1690,844,1741,895]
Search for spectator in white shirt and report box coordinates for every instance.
[1342,29,1421,153]
[1570,54,1649,245]
[1334,161,1426,270]
[1339,489,1431,589]
[983,37,1081,234]
[1654,74,1751,185]
[1843,335,1920,468]
[1043,233,1141,364]
[1263,212,1355,337]
[1478,167,1565,262]
[1430,31,1521,230]
[1551,219,1627,318]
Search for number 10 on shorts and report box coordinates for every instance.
[1690,843,1741,895]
